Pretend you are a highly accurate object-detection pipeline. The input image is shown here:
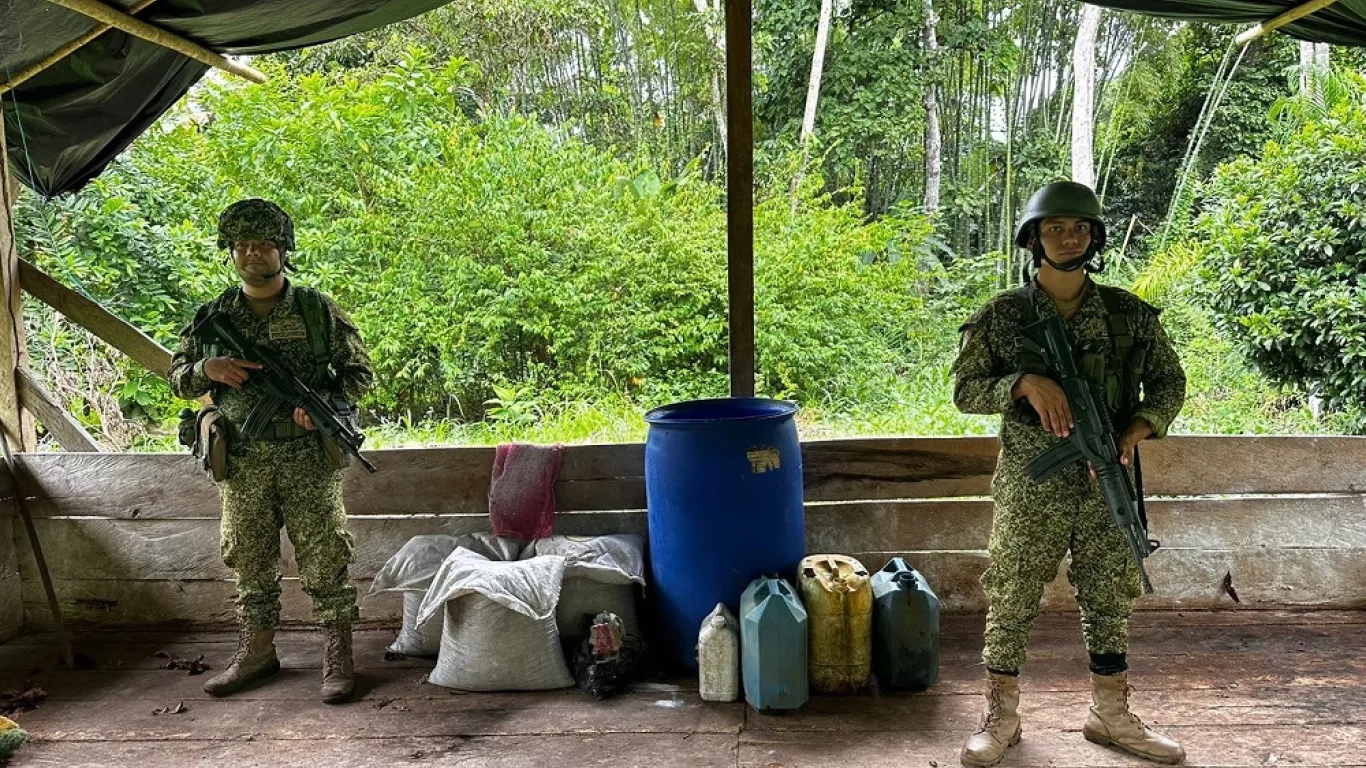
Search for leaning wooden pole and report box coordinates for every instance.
[0,424,74,668]
[1234,0,1345,44]
[725,0,755,398]
[0,0,160,95]
[38,0,267,84]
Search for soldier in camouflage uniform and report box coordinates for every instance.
[169,199,373,704]
[952,182,1187,766]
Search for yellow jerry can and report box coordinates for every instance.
[797,554,872,694]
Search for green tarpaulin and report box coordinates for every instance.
[2,0,452,196]
[1088,0,1366,45]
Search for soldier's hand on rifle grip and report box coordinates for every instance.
[203,357,264,389]
[1116,419,1154,466]
[1014,374,1073,438]
[293,407,317,432]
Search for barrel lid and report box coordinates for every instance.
[644,397,799,426]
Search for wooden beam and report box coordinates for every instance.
[17,258,172,377]
[0,113,37,452]
[15,367,105,452]
[0,112,20,642]
[725,0,755,397]
[1235,0,1345,44]
[39,0,267,85]
[0,0,160,95]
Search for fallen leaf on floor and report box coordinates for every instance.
[154,652,211,675]
[0,685,46,716]
[152,701,187,716]
[1220,571,1241,604]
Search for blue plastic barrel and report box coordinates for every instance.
[644,398,806,670]
[740,576,809,711]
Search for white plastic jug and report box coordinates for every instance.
[697,603,740,702]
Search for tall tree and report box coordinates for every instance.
[1071,4,1103,186]
[922,0,942,212]
[799,0,835,145]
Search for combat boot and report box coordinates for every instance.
[961,671,1022,767]
[203,626,280,696]
[1083,671,1185,764]
[321,623,355,704]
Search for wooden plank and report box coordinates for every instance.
[20,547,1366,630]
[21,494,1365,583]
[847,548,1366,612]
[12,438,1366,520]
[15,689,743,740]
[808,495,1366,552]
[16,258,173,378]
[13,448,647,519]
[21,577,403,629]
[802,436,999,501]
[18,735,742,768]
[22,644,1365,700]
[14,514,649,581]
[2,620,1349,673]
[1140,435,1366,495]
[802,435,1366,500]
[738,725,1366,767]
[15,366,105,451]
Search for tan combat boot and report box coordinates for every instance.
[1083,671,1185,764]
[203,626,280,696]
[961,671,1022,767]
[320,623,355,704]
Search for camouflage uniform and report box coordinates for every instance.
[951,279,1185,672]
[169,280,374,628]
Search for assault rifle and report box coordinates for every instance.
[191,311,377,473]
[1022,315,1156,594]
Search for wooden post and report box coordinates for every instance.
[0,115,36,453]
[0,112,25,640]
[725,0,755,398]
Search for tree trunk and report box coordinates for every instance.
[1300,40,1314,93]
[694,0,728,162]
[1071,4,1102,186]
[922,0,942,213]
[799,0,835,145]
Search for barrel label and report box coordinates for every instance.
[747,447,781,474]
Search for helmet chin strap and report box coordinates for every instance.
[1031,241,1093,273]
[1032,243,1089,272]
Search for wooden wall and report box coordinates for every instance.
[10,435,1366,630]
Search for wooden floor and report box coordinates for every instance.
[1,610,1363,767]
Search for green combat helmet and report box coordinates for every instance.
[1013,181,1107,277]
[216,198,295,253]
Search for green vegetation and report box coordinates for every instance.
[11,1,1363,449]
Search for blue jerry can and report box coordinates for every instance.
[741,575,809,711]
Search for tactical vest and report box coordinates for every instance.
[202,285,336,440]
[203,285,333,386]
[1012,283,1148,421]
